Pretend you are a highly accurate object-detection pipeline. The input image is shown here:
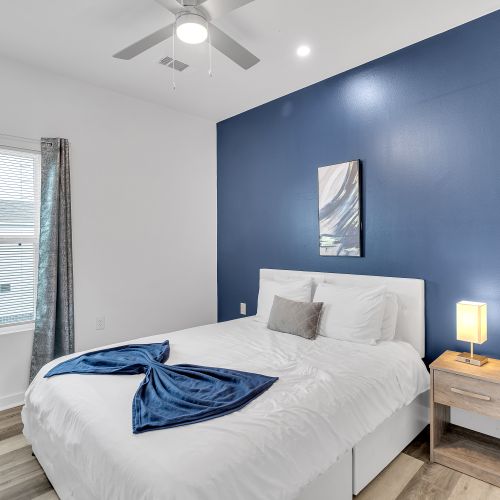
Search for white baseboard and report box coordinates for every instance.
[0,392,25,412]
[451,407,500,439]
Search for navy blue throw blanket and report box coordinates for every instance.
[44,341,278,433]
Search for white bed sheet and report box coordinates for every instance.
[23,317,429,500]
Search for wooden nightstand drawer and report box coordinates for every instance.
[434,369,500,418]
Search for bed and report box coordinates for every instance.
[22,269,430,499]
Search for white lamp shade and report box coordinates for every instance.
[456,301,487,344]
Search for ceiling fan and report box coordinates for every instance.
[113,0,259,70]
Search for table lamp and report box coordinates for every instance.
[456,301,488,366]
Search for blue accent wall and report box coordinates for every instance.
[217,11,500,361]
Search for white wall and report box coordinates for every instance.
[0,55,217,410]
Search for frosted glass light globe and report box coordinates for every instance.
[296,45,311,57]
[176,14,208,45]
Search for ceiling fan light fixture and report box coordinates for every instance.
[176,12,208,45]
[296,45,311,58]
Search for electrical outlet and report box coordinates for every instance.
[96,316,105,330]
[240,303,246,315]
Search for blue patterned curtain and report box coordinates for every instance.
[30,138,74,380]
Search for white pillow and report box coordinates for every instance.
[256,278,313,323]
[313,283,386,344]
[380,292,398,341]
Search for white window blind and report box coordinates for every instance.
[0,145,41,327]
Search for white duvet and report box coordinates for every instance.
[23,318,429,500]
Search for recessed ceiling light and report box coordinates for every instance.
[296,45,311,58]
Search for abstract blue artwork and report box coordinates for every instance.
[318,161,361,257]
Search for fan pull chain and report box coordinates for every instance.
[208,23,213,78]
[172,21,176,90]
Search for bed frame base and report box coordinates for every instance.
[298,391,429,499]
[353,390,428,495]
[298,449,352,500]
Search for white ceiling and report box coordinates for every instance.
[0,0,499,122]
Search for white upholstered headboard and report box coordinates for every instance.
[260,269,425,357]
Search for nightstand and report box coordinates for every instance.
[430,350,500,486]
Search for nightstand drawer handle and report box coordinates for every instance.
[450,387,491,401]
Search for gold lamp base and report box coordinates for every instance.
[456,352,488,366]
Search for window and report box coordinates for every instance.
[0,145,41,327]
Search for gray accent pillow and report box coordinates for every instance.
[267,295,324,340]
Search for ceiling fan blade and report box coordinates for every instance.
[113,24,175,60]
[154,0,184,16]
[208,24,259,69]
[200,0,254,20]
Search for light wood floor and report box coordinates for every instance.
[2,406,500,499]
[0,406,56,499]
